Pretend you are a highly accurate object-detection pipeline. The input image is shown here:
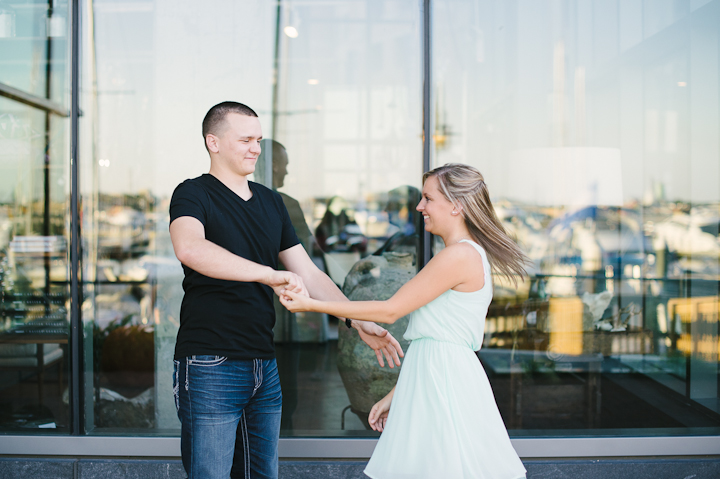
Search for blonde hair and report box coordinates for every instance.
[423,163,529,285]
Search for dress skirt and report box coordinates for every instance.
[364,338,526,479]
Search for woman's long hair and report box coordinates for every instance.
[423,163,530,286]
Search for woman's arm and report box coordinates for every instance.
[279,242,484,324]
[279,244,404,368]
[368,386,395,432]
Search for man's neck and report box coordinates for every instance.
[208,167,253,201]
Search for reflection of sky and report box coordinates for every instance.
[90,0,718,205]
[92,0,277,196]
[92,0,422,203]
[434,0,719,204]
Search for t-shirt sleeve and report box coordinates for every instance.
[277,194,301,252]
[170,180,208,227]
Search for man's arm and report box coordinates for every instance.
[278,244,403,368]
[170,216,306,295]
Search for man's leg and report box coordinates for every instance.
[230,358,283,479]
[176,356,258,479]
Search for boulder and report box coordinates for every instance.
[337,252,415,426]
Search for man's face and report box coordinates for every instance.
[210,113,263,177]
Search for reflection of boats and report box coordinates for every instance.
[537,206,653,296]
[655,209,720,258]
[545,206,650,272]
[98,207,152,259]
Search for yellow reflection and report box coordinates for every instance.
[548,297,584,356]
[668,296,719,360]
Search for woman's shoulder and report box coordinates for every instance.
[435,241,484,268]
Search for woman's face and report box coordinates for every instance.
[416,175,456,236]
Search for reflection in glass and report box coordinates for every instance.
[434,0,720,435]
[0,97,70,433]
[267,1,422,435]
[86,0,293,432]
[88,0,422,436]
[0,0,69,102]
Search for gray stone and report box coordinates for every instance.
[1,457,720,478]
[77,459,185,479]
[279,461,367,479]
[0,458,75,478]
[338,252,415,424]
[524,458,720,478]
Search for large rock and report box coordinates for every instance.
[338,252,415,426]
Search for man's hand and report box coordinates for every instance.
[354,321,403,368]
[266,270,308,298]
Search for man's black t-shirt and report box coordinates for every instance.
[169,174,300,360]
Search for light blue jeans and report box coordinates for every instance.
[174,356,282,479]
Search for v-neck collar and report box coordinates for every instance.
[205,174,256,203]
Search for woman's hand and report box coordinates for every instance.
[355,321,403,368]
[279,288,315,313]
[368,388,395,432]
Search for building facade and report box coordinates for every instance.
[0,0,719,475]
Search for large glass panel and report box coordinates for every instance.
[434,0,720,436]
[268,1,422,436]
[0,0,71,434]
[0,97,71,433]
[0,0,69,103]
[86,0,421,437]
[84,0,278,433]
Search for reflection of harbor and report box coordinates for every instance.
[97,206,153,260]
[80,187,720,429]
[88,194,184,429]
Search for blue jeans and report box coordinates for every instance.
[174,356,282,479]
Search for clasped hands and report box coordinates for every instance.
[271,274,403,368]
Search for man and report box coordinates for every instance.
[169,101,403,479]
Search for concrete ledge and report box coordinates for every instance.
[0,457,719,478]
[2,435,720,458]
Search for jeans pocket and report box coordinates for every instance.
[187,355,227,367]
[172,359,180,412]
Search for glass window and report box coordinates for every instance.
[434,0,720,436]
[0,0,71,434]
[84,0,279,433]
[0,98,71,433]
[267,1,422,436]
[85,0,421,438]
[0,0,69,102]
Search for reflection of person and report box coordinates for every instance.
[314,196,365,253]
[374,185,422,256]
[169,101,404,479]
[256,139,314,431]
[281,163,528,479]
[257,139,313,253]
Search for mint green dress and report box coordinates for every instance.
[364,240,526,479]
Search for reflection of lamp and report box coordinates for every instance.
[283,3,300,38]
[283,25,298,38]
[0,3,15,38]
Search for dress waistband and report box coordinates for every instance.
[409,336,477,351]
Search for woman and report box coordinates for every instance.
[280,163,528,479]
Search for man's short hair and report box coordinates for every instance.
[202,101,258,148]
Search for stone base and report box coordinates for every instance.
[1,457,719,478]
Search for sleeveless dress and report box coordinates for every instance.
[364,240,526,479]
